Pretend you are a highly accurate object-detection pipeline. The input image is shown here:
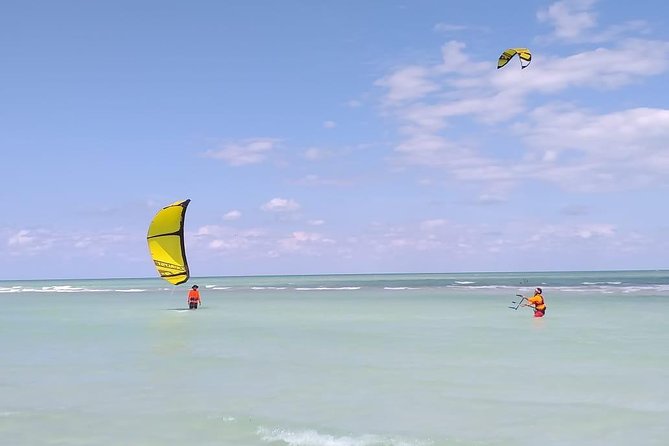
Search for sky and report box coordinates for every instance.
[2,0,669,279]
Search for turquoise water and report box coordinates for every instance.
[1,271,668,445]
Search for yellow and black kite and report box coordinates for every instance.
[147,199,190,285]
[497,48,532,69]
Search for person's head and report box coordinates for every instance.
[535,287,542,295]
[192,285,198,290]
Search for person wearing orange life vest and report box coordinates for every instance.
[187,285,201,310]
[524,287,546,317]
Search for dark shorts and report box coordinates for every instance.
[189,302,198,309]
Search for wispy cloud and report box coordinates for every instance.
[202,138,279,166]
[8,229,47,251]
[304,147,333,161]
[293,174,353,187]
[278,231,335,253]
[419,219,448,231]
[526,223,615,242]
[323,120,337,129]
[261,198,301,212]
[223,210,242,221]
[375,66,440,104]
[433,23,490,34]
[537,0,650,43]
[5,228,133,257]
[433,23,470,33]
[516,105,669,190]
[192,225,267,253]
[537,0,598,40]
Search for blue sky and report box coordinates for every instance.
[2,0,669,279]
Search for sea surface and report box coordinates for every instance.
[1,271,668,446]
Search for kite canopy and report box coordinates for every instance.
[497,48,532,69]
[147,199,190,285]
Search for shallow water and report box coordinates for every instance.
[1,271,668,445]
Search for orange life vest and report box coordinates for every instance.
[188,289,200,303]
[528,294,546,311]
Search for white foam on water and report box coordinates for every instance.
[114,289,146,293]
[2,286,135,293]
[257,427,430,446]
[252,286,287,290]
[454,281,475,284]
[211,286,231,290]
[384,287,419,290]
[452,285,514,290]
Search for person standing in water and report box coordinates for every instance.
[187,285,201,310]
[524,287,546,317]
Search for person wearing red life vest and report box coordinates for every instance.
[187,285,201,310]
[524,287,546,317]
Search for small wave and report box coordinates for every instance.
[582,281,623,285]
[211,287,231,290]
[115,289,146,293]
[384,287,419,290]
[7,286,116,293]
[37,286,84,293]
[448,285,515,290]
[295,287,361,291]
[252,287,287,290]
[257,427,430,446]
[454,281,475,284]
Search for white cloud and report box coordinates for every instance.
[346,99,363,108]
[8,229,37,247]
[293,174,352,187]
[278,231,335,253]
[304,147,333,161]
[526,223,615,243]
[434,23,469,33]
[516,105,669,190]
[223,210,242,221]
[437,41,489,75]
[261,198,301,212]
[192,225,266,253]
[202,138,279,166]
[307,219,325,226]
[419,219,448,231]
[6,228,132,257]
[375,66,440,104]
[537,0,650,43]
[537,0,598,41]
[323,120,337,129]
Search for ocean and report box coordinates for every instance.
[1,271,668,445]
